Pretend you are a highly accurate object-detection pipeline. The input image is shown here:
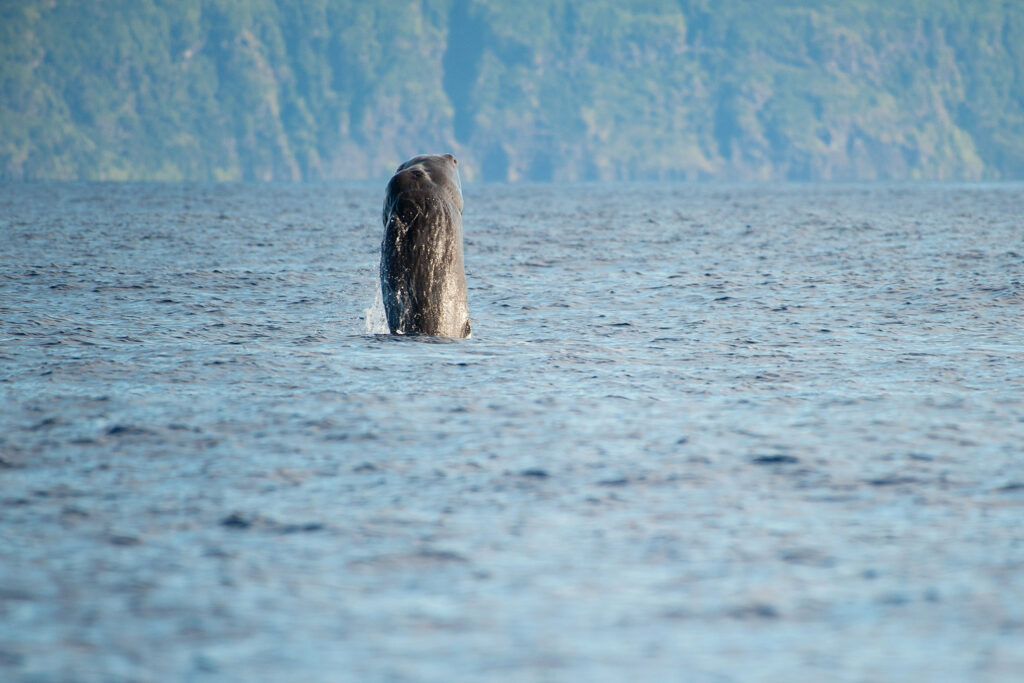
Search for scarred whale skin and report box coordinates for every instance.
[379,154,471,338]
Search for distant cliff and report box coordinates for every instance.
[2,0,1022,182]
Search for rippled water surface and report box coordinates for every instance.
[2,182,1023,681]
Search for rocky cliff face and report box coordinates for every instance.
[2,0,1021,181]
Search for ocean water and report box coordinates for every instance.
[1,181,1023,681]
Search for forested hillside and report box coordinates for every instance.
[2,0,1022,181]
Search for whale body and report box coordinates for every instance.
[379,154,471,338]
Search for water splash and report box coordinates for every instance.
[364,285,388,334]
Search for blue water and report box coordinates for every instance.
[2,181,1023,681]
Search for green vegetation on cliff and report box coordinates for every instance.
[2,0,1022,181]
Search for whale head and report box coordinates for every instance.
[392,154,463,213]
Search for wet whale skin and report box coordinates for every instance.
[379,154,471,338]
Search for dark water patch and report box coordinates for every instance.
[866,476,920,487]
[106,424,156,436]
[751,455,800,465]
[221,512,326,534]
[348,548,469,570]
[728,603,780,620]
[107,534,142,546]
[519,468,550,479]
